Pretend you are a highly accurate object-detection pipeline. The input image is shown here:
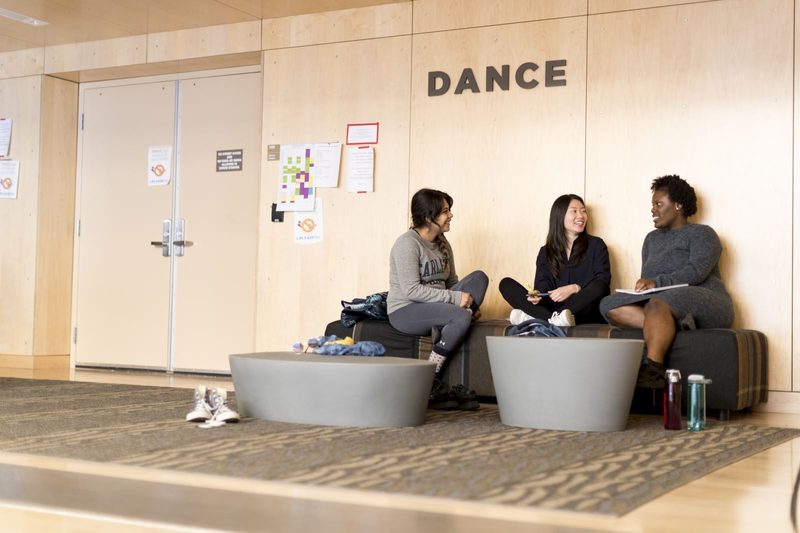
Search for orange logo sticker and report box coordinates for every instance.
[298,218,316,233]
[0,177,12,189]
[151,164,165,177]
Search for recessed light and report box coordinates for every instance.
[0,7,48,27]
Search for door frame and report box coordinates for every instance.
[70,65,262,370]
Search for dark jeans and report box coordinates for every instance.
[388,271,489,357]
[499,277,609,324]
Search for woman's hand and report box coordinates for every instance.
[549,283,580,303]
[526,293,542,305]
[634,278,656,292]
[459,291,474,309]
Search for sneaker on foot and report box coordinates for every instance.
[450,384,479,411]
[208,387,240,423]
[548,309,576,327]
[186,385,212,422]
[509,308,534,325]
[428,378,458,410]
[637,358,666,388]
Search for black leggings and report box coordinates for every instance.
[499,277,609,324]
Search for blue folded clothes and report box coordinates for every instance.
[313,341,386,356]
[506,318,567,338]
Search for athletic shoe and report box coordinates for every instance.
[428,378,458,410]
[450,384,479,411]
[186,385,212,422]
[509,309,534,325]
[548,309,576,327]
[207,387,240,423]
[637,358,666,388]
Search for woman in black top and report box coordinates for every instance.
[499,194,611,326]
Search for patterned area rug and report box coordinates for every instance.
[0,377,796,516]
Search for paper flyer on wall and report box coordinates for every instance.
[147,146,172,186]
[311,142,341,187]
[0,119,12,158]
[294,198,324,245]
[277,143,315,211]
[345,146,374,193]
[0,159,19,199]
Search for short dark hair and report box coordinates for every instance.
[410,188,453,229]
[651,175,697,217]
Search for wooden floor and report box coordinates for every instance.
[0,367,798,532]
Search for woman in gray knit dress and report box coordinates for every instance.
[599,175,734,387]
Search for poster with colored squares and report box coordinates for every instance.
[277,144,315,211]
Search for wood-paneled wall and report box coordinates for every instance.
[1,0,797,393]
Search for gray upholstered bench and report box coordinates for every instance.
[229,352,435,427]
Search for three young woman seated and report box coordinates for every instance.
[387,175,733,398]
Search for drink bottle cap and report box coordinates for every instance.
[665,369,681,382]
[688,374,712,384]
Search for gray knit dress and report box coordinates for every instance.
[599,224,734,328]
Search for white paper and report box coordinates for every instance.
[312,142,341,188]
[148,146,172,186]
[616,283,688,295]
[346,123,379,145]
[345,146,374,193]
[294,198,324,245]
[277,143,315,211]
[0,159,20,199]
[0,119,12,158]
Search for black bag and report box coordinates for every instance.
[340,291,389,327]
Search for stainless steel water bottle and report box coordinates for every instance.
[663,369,682,430]
[687,374,712,431]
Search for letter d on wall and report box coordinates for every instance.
[428,71,451,96]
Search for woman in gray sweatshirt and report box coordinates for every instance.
[600,175,734,387]
[388,189,488,397]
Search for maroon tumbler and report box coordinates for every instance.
[663,369,682,430]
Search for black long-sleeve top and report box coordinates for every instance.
[534,235,611,292]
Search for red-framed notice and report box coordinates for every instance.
[346,122,379,145]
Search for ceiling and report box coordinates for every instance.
[0,0,402,53]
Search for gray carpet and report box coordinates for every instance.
[0,377,796,516]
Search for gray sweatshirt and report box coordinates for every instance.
[387,229,462,314]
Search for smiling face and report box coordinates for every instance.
[651,188,686,229]
[563,199,587,237]
[432,201,453,233]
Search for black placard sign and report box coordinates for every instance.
[216,149,243,172]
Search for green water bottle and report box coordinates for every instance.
[687,374,712,431]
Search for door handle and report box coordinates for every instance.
[151,219,171,257]
[174,219,193,257]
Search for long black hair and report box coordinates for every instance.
[410,188,453,260]
[544,194,589,277]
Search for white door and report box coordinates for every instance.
[74,71,261,372]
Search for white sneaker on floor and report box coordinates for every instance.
[548,309,576,327]
[208,387,240,423]
[186,385,212,422]
[509,309,535,326]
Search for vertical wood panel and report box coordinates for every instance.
[258,37,411,351]
[32,76,78,356]
[262,3,411,49]
[586,0,793,391]
[794,0,800,392]
[410,17,587,318]
[0,76,42,355]
[412,0,586,33]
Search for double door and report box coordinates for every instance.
[73,71,261,372]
